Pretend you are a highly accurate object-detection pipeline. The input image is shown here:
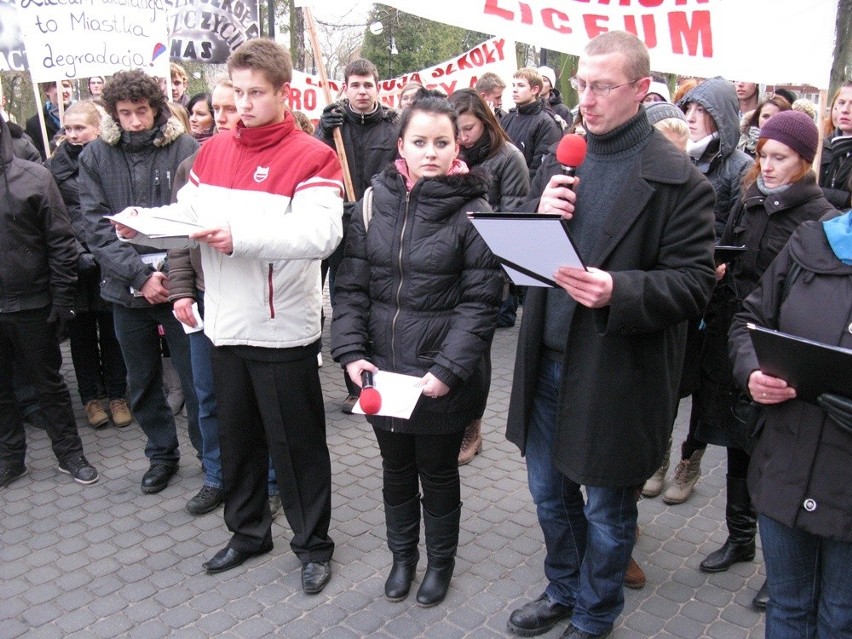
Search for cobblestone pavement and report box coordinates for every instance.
[1,303,766,638]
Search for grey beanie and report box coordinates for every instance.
[643,102,687,126]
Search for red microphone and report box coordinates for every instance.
[555,134,587,178]
[360,370,382,415]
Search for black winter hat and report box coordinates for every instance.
[759,110,818,163]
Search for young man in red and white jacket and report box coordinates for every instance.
[115,39,343,594]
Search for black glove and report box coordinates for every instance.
[76,252,97,273]
[47,305,76,341]
[320,103,344,133]
[817,393,852,434]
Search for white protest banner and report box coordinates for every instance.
[16,0,170,82]
[288,38,517,121]
[167,0,261,63]
[380,0,838,88]
[0,0,27,71]
[376,37,517,109]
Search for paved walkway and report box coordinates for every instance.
[1,304,766,638]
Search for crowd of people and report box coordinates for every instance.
[1,30,850,639]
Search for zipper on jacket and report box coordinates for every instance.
[389,191,411,432]
[267,263,275,318]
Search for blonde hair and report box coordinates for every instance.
[170,62,188,83]
[167,102,190,133]
[513,68,544,93]
[653,118,689,151]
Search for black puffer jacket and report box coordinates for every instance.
[730,217,852,542]
[819,133,852,209]
[78,111,198,307]
[331,165,504,434]
[696,176,835,448]
[316,100,399,200]
[679,77,753,237]
[501,98,562,181]
[4,118,41,162]
[461,134,530,212]
[0,117,77,312]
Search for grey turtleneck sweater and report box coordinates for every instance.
[542,110,654,360]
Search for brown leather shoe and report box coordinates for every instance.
[85,399,109,428]
[623,556,646,589]
[109,398,133,428]
[458,419,483,466]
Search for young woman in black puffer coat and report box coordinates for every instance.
[331,91,503,608]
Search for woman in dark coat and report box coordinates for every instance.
[331,92,503,607]
[448,88,530,464]
[819,81,852,209]
[693,112,837,600]
[729,211,852,638]
[47,101,131,430]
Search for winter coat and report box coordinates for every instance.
[695,176,836,448]
[0,117,77,313]
[4,118,41,162]
[25,105,61,160]
[331,165,504,434]
[465,139,530,212]
[78,111,198,307]
[501,98,563,182]
[546,89,574,129]
[819,133,852,209]
[678,77,753,237]
[729,218,852,542]
[316,101,399,201]
[46,141,111,313]
[123,115,343,349]
[506,129,717,487]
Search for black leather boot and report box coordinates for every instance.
[700,475,756,572]
[416,503,461,607]
[384,495,421,601]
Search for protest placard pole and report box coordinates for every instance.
[57,79,65,131]
[301,5,355,202]
[30,78,52,159]
[814,89,827,179]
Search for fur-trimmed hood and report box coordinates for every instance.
[100,110,187,148]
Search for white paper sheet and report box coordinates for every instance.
[352,371,424,419]
[106,211,205,238]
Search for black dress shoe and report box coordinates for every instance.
[186,485,224,515]
[141,463,178,494]
[203,543,272,574]
[560,624,611,639]
[301,561,331,594]
[507,593,573,636]
[752,578,769,610]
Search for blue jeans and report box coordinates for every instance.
[189,295,221,488]
[759,514,852,639]
[525,358,638,636]
[113,304,199,465]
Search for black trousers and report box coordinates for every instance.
[373,427,466,516]
[213,345,334,562]
[0,307,84,464]
[68,309,127,404]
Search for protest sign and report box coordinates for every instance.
[167,0,260,63]
[380,0,838,88]
[0,0,27,71]
[15,0,170,81]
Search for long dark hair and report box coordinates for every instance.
[447,88,510,158]
[743,95,791,131]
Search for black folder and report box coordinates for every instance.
[748,323,852,404]
[714,245,746,265]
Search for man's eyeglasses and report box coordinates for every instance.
[570,77,639,97]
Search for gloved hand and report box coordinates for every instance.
[76,252,97,273]
[320,103,344,133]
[47,305,76,341]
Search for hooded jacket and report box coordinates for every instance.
[3,118,41,162]
[501,98,563,182]
[0,117,77,313]
[679,77,753,237]
[331,165,504,433]
[546,89,574,129]
[78,111,198,307]
[730,218,852,542]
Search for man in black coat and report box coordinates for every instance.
[0,116,99,488]
[504,32,716,639]
[316,58,399,412]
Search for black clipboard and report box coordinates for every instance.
[748,323,852,404]
[467,212,586,287]
[714,245,746,265]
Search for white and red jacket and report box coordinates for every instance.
[132,114,343,349]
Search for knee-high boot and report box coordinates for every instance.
[384,495,421,601]
[416,503,461,607]
[700,475,756,572]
